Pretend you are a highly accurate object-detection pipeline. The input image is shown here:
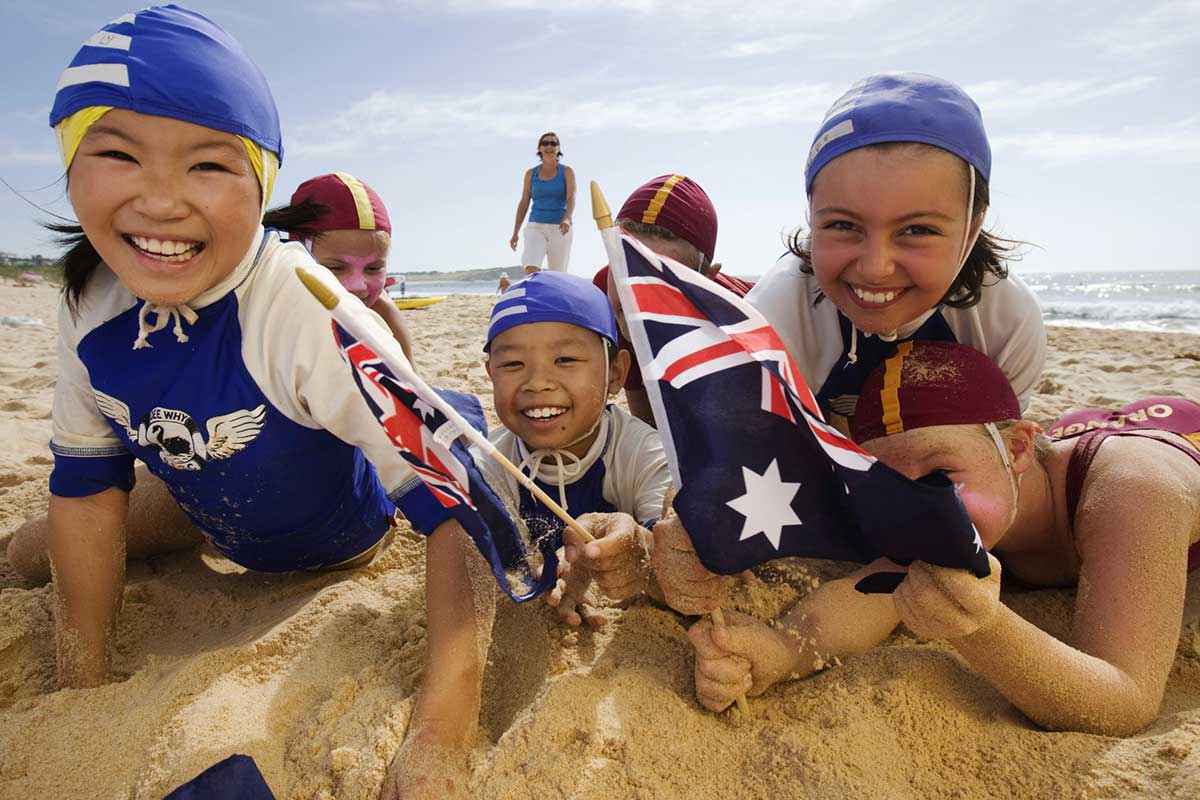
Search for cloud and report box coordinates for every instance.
[713,32,825,59]
[0,142,59,167]
[1087,0,1200,57]
[993,115,1200,163]
[967,76,1158,116]
[6,106,52,125]
[290,80,835,156]
[307,0,882,27]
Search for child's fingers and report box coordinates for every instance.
[695,671,752,713]
[696,652,750,685]
[546,577,568,608]
[578,603,608,630]
[593,572,643,602]
[687,618,729,660]
[557,605,583,627]
[895,566,968,638]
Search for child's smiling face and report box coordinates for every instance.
[486,321,626,457]
[310,229,391,306]
[808,145,980,335]
[68,109,262,306]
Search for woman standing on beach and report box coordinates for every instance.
[509,132,575,274]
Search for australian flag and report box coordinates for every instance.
[333,322,557,601]
[609,233,990,587]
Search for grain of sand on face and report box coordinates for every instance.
[0,286,1198,799]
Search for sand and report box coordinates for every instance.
[0,284,1198,799]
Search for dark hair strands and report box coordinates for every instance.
[788,144,1027,309]
[261,197,331,241]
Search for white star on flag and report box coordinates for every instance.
[726,458,803,550]
[413,397,436,419]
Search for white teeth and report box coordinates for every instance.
[854,286,899,304]
[130,235,201,262]
[523,407,566,419]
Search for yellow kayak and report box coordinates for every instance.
[393,295,447,310]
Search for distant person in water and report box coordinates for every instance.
[509,131,575,274]
[266,172,415,363]
[497,270,511,293]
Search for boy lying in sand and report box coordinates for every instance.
[384,272,710,797]
[689,340,1200,735]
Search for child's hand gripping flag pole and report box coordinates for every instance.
[590,181,751,716]
[295,267,599,602]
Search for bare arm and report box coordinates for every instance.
[772,560,903,669]
[949,441,1197,734]
[510,170,533,249]
[560,166,576,233]
[368,295,416,365]
[409,518,493,746]
[382,518,495,799]
[48,488,129,688]
[690,560,900,711]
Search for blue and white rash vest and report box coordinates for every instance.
[746,253,1046,419]
[481,404,672,544]
[49,227,450,571]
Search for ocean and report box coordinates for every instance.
[392,269,1200,336]
[1024,270,1200,336]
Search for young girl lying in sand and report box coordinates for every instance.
[9,5,468,690]
[266,172,416,363]
[690,340,1200,735]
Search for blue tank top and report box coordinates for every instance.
[529,164,567,224]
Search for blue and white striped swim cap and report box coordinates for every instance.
[486,272,617,352]
[50,4,282,162]
[805,73,990,195]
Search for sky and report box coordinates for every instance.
[1,0,1198,277]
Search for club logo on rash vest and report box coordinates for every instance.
[93,389,266,471]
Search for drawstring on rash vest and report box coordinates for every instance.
[845,165,979,366]
[513,345,613,513]
[133,302,200,350]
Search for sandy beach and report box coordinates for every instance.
[1,283,1197,799]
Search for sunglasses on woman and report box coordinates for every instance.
[539,140,558,147]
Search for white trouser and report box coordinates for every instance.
[521,221,573,271]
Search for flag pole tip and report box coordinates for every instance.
[591,181,613,230]
[296,267,340,310]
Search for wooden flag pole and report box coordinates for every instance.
[295,267,596,549]
[590,182,750,716]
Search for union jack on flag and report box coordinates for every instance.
[610,233,990,585]
[333,322,557,601]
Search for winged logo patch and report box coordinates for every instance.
[93,390,266,471]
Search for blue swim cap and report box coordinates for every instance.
[485,272,617,352]
[50,4,283,161]
[805,73,989,195]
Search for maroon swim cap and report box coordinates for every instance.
[852,340,1021,444]
[289,172,391,235]
[618,174,717,263]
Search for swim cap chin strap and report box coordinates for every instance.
[985,422,1022,530]
[512,347,613,513]
[840,164,982,364]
